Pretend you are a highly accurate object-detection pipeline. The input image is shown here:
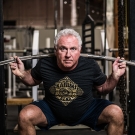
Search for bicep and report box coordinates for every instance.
[32,77,42,85]
[29,69,42,85]
[95,83,104,93]
[31,59,42,81]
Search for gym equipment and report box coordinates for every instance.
[0,53,135,66]
[0,0,6,134]
[117,0,127,132]
[128,0,135,134]
[82,0,95,54]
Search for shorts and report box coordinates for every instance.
[31,98,113,131]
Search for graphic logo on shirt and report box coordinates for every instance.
[50,76,83,106]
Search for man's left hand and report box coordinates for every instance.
[112,57,126,80]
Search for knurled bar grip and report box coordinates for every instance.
[0,53,135,67]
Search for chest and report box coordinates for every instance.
[41,67,95,92]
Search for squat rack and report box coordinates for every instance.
[0,0,7,134]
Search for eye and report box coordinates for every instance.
[59,47,67,51]
[71,47,77,51]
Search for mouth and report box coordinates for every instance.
[64,60,72,63]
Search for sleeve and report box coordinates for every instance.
[93,60,107,86]
[31,59,42,81]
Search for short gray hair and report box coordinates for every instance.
[54,28,82,48]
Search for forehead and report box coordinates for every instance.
[58,35,78,44]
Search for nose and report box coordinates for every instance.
[65,49,71,57]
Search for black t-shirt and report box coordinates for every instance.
[31,56,107,124]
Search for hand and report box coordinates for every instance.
[112,57,126,80]
[9,56,25,77]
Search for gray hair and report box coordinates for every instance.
[54,28,82,49]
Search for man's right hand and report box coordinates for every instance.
[9,56,25,78]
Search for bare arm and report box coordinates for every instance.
[18,69,42,86]
[96,57,126,94]
[9,56,42,86]
[96,73,119,94]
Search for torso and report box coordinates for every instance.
[31,56,106,124]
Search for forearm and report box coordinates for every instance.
[96,73,120,94]
[18,69,40,86]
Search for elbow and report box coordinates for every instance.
[33,78,42,86]
[97,85,112,95]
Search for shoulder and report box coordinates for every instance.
[73,56,99,72]
[38,56,57,65]
[79,56,97,65]
[32,56,57,71]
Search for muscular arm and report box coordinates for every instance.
[18,69,42,86]
[9,56,42,86]
[96,73,120,94]
[95,57,126,95]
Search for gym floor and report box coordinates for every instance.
[7,129,106,135]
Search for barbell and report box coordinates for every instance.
[0,53,135,67]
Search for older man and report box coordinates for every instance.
[10,28,126,135]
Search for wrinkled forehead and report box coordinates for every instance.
[58,34,78,42]
[57,35,81,50]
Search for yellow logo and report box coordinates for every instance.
[50,76,84,106]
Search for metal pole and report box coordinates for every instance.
[12,38,16,97]
[71,0,77,26]
[7,46,12,98]
[60,0,63,29]
[103,0,107,73]
[0,0,7,134]
[32,30,39,101]
[54,0,58,36]
[128,0,135,134]
[85,0,90,16]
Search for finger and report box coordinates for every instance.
[15,56,23,64]
[119,64,126,68]
[118,62,126,69]
[115,57,120,62]
[10,65,17,70]
[121,57,125,60]
[115,57,126,65]
[113,57,120,65]
[120,57,125,62]
[119,58,126,65]
[9,56,14,60]
[9,61,18,68]
[9,63,17,67]
[11,56,21,64]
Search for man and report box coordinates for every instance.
[10,28,126,135]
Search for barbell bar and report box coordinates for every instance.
[0,53,135,67]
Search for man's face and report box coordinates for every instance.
[55,35,81,71]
